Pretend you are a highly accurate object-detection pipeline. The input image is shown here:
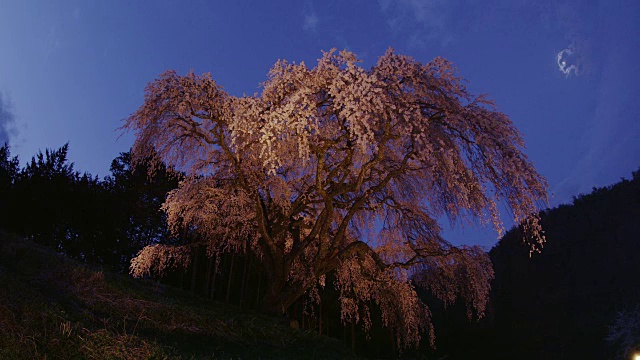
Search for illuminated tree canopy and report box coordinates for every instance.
[124,49,547,348]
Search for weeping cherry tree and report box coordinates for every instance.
[125,49,547,348]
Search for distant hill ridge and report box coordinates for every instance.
[489,169,640,359]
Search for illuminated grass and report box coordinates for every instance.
[0,232,352,359]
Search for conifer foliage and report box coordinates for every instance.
[124,49,547,347]
[0,144,178,271]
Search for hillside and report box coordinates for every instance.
[409,169,640,359]
[489,170,640,359]
[0,231,352,359]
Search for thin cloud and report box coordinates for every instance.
[303,1,319,33]
[72,7,81,20]
[303,13,318,32]
[378,0,452,46]
[45,26,60,58]
[0,92,17,145]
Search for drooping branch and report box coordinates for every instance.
[124,48,547,349]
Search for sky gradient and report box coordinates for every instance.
[1,0,638,247]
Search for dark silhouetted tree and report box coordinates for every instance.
[14,143,77,247]
[104,151,181,270]
[0,143,19,230]
[490,169,640,359]
[1,144,180,271]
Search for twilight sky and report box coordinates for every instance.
[1,0,638,247]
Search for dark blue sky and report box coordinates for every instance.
[1,0,638,247]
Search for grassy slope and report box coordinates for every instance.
[0,232,352,359]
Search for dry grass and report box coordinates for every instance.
[0,232,351,359]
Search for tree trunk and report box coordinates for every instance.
[390,329,396,359]
[351,322,355,353]
[319,300,323,335]
[204,256,213,296]
[343,323,347,348]
[210,255,219,300]
[225,252,236,304]
[190,248,199,294]
[261,279,306,315]
[255,271,261,308]
[258,253,323,315]
[239,255,248,310]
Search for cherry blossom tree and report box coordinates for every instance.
[125,49,547,348]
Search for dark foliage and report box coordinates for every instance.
[407,169,640,359]
[0,143,19,230]
[0,143,179,272]
[3,141,639,358]
[488,169,640,359]
[104,151,182,270]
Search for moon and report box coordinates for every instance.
[557,47,580,77]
